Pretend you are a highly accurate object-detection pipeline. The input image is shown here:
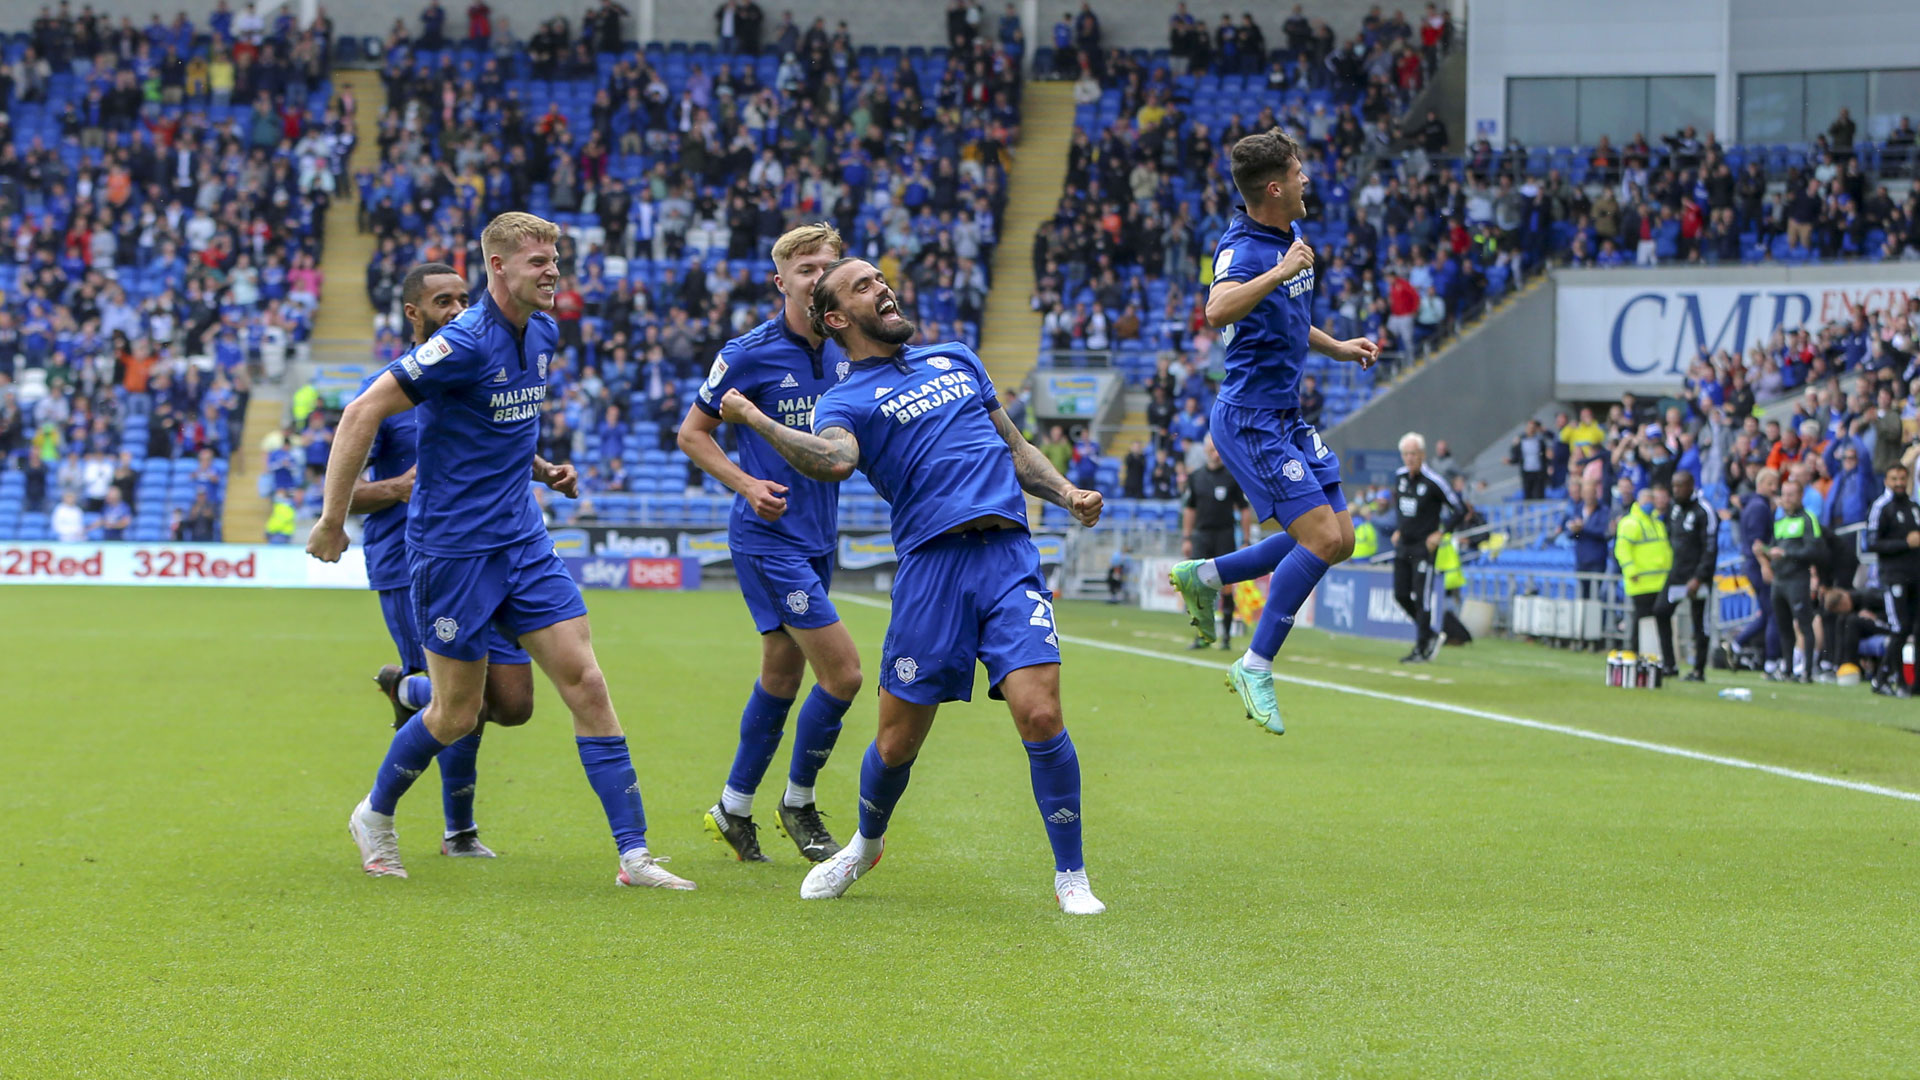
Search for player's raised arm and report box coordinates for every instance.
[1204,238,1312,328]
[1308,325,1380,369]
[990,406,1102,526]
[719,387,858,482]
[679,401,789,522]
[310,372,416,562]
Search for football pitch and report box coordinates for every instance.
[6,585,1920,1078]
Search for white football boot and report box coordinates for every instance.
[1054,868,1106,915]
[349,797,407,878]
[616,848,696,890]
[800,836,884,899]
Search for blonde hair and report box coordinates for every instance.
[771,222,845,267]
[480,211,561,263]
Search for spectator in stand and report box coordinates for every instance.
[1040,424,1073,475]
[100,488,132,540]
[1122,441,1147,498]
[1298,374,1324,427]
[52,492,86,543]
[1510,418,1550,499]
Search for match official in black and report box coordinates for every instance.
[1182,435,1257,650]
[1867,462,1920,695]
[1389,431,1462,663]
[1655,472,1718,681]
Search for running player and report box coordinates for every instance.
[352,261,575,858]
[1164,129,1380,734]
[718,257,1108,915]
[309,212,693,890]
[679,224,859,863]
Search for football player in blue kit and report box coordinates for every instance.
[351,262,577,858]
[679,224,861,864]
[309,213,694,890]
[719,257,1110,915]
[1166,128,1381,735]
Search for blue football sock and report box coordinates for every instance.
[400,675,432,710]
[577,735,648,854]
[1024,730,1084,873]
[724,682,794,809]
[1212,532,1298,585]
[787,685,850,793]
[437,728,483,834]
[856,741,914,841]
[1250,546,1330,660]
[369,712,446,816]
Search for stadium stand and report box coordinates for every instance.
[0,8,345,541]
[300,6,1027,533]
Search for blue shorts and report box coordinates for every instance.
[410,537,588,663]
[735,551,840,634]
[881,529,1060,705]
[1210,400,1347,527]
[378,587,529,672]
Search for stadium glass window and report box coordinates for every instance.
[1508,75,1713,148]
[1738,68,1920,142]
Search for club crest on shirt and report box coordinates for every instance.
[836,360,850,381]
[1283,460,1306,482]
[928,357,952,370]
[893,656,918,683]
[537,352,550,379]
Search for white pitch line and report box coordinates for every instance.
[834,593,1920,806]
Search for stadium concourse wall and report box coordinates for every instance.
[1465,0,1920,148]
[69,0,1423,51]
[1324,277,1557,472]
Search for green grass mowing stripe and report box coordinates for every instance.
[837,593,1920,806]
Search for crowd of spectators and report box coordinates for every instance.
[1505,290,1920,684]
[354,3,1022,504]
[0,5,347,541]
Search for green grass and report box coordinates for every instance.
[5,586,1920,1078]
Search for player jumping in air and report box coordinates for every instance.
[1166,129,1380,734]
[309,213,694,890]
[680,224,860,864]
[720,257,1109,914]
[352,261,578,858]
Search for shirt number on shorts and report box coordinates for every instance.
[1026,589,1059,647]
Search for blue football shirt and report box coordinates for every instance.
[1211,210,1315,410]
[810,342,1026,556]
[357,369,419,591]
[694,315,848,557]
[385,290,553,558]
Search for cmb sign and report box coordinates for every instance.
[1555,274,1920,394]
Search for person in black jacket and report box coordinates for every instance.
[1866,463,1920,695]
[1655,473,1717,681]
[1389,432,1462,663]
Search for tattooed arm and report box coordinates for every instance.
[718,388,860,483]
[991,406,1102,527]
